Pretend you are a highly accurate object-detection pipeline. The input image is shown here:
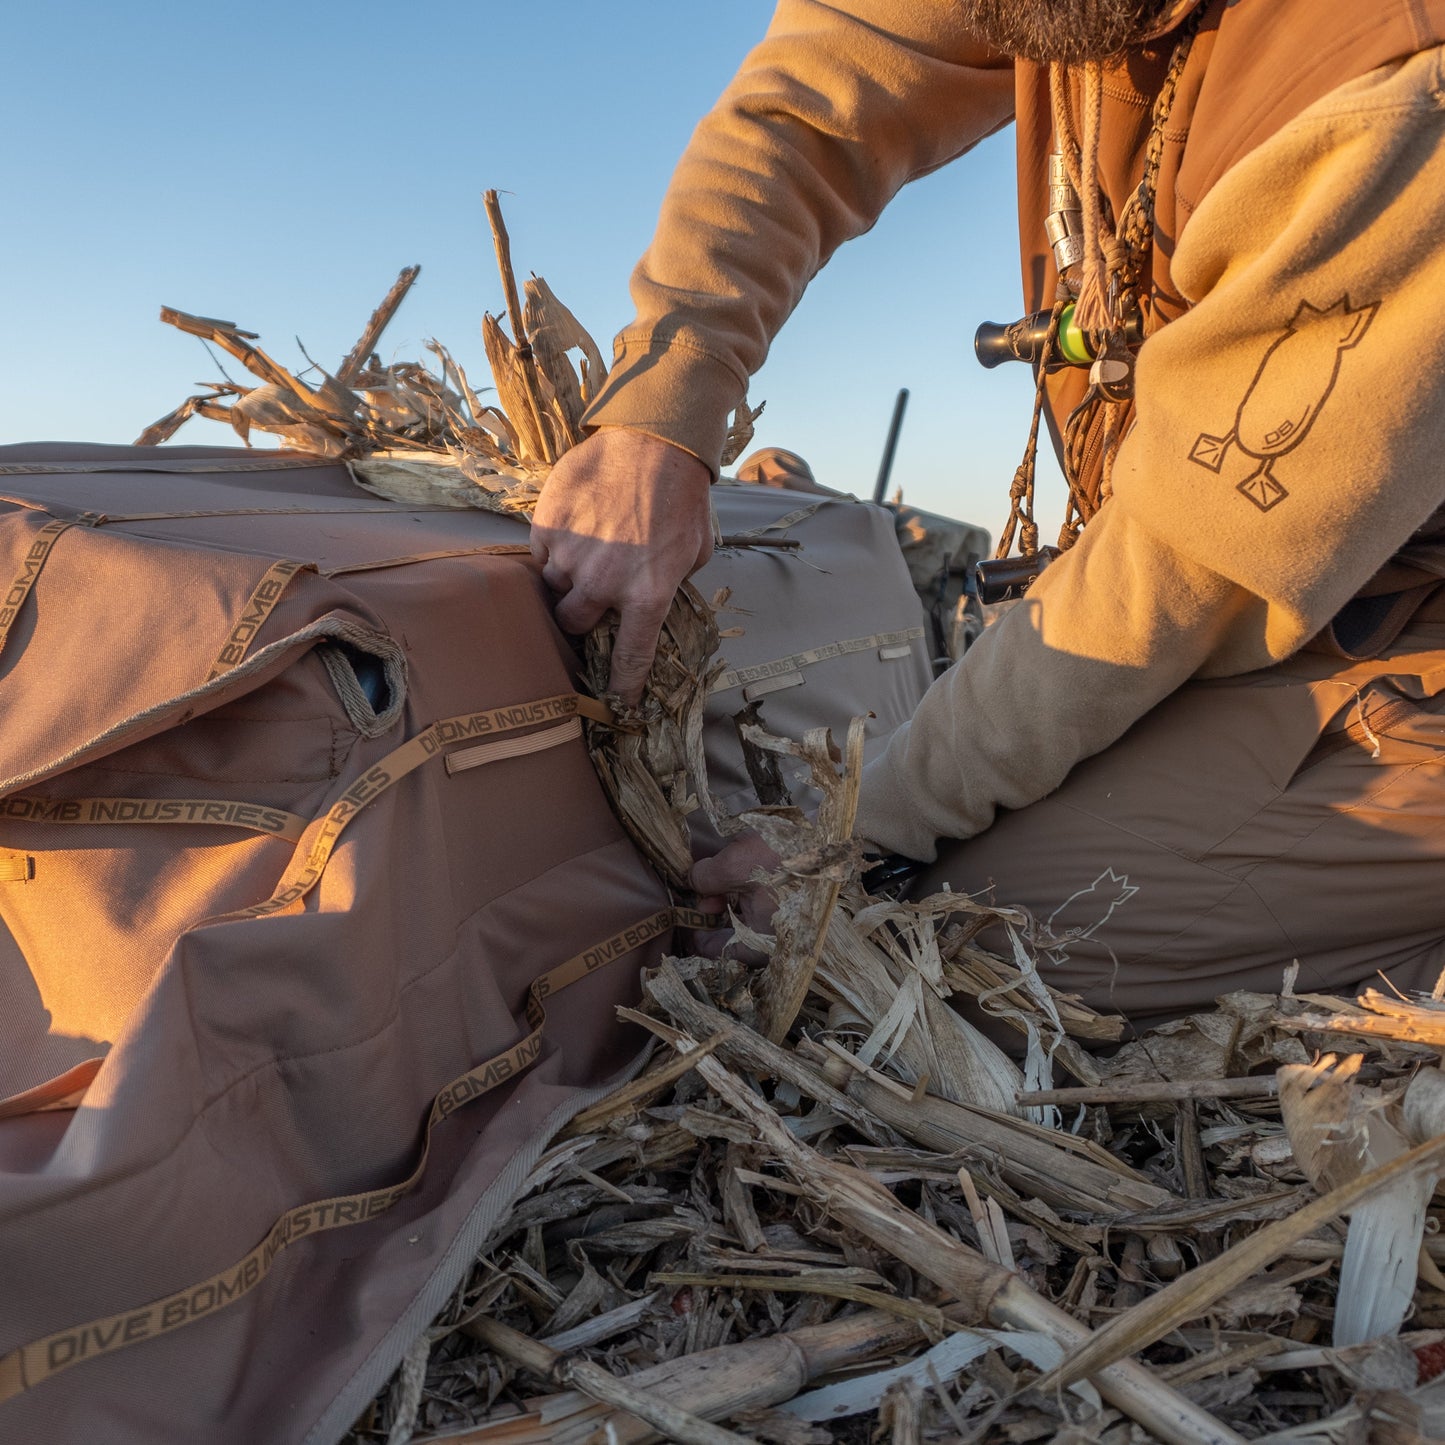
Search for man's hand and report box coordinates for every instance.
[531,429,713,704]
[689,830,781,960]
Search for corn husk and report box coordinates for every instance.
[1280,1056,1445,1347]
[139,199,762,509]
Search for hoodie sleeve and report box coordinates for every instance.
[580,0,1015,472]
[857,45,1445,860]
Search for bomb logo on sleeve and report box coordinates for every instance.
[1189,296,1379,511]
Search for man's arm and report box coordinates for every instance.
[532,0,1014,699]
[858,45,1445,859]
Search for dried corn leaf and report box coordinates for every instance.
[229,383,346,455]
[818,905,1023,1117]
[1285,988,1445,1046]
[583,581,721,890]
[481,312,553,467]
[730,719,866,1043]
[1280,1054,1383,1195]
[349,452,540,515]
[1047,1131,1445,1390]
[778,1326,1098,1423]
[721,399,766,468]
[1280,1055,1438,1347]
[523,274,604,439]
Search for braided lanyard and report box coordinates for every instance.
[994,13,1202,565]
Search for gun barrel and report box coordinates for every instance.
[872,388,909,504]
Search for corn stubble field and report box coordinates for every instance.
[148,196,1445,1445]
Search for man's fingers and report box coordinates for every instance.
[529,430,712,694]
[736,890,779,939]
[693,924,769,966]
[691,832,783,897]
[689,832,782,965]
[691,928,731,960]
[690,853,752,898]
[553,590,609,636]
[607,604,668,705]
[540,558,572,596]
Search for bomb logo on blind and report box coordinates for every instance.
[1189,296,1378,511]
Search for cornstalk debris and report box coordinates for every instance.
[140,194,1445,1444]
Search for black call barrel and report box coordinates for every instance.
[974,546,1061,605]
[973,310,1054,369]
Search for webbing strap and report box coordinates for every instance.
[83,507,467,522]
[445,717,581,774]
[0,456,329,476]
[731,503,822,538]
[670,905,722,931]
[0,495,64,516]
[0,851,34,883]
[0,693,612,914]
[0,520,74,663]
[237,692,615,919]
[0,685,666,1402]
[0,907,675,1405]
[0,1059,103,1121]
[323,544,533,577]
[207,559,312,681]
[710,626,924,692]
[742,672,804,702]
[0,796,308,843]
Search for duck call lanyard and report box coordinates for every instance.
[994,13,1203,567]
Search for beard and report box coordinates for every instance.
[958,0,1174,63]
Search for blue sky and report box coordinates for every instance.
[2,1,1065,544]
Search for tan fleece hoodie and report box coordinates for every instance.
[584,2,1445,862]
